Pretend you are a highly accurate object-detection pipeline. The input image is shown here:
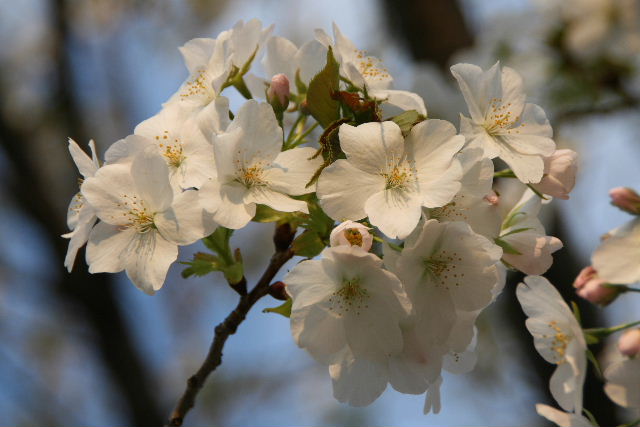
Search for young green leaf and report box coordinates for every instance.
[306,47,340,128]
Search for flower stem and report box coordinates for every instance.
[167,225,295,426]
[584,320,640,338]
[289,122,319,148]
[373,235,402,252]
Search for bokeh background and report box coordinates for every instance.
[1,0,640,425]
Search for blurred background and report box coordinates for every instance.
[1,0,640,425]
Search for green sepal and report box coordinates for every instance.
[390,110,424,135]
[306,47,340,128]
[295,68,307,95]
[263,298,292,318]
[292,230,325,258]
[586,348,603,380]
[494,237,522,255]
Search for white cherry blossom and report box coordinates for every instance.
[105,102,225,189]
[517,276,586,413]
[317,119,463,239]
[451,62,555,183]
[199,100,322,229]
[286,245,410,406]
[315,23,427,115]
[63,138,100,272]
[166,19,273,111]
[82,150,215,294]
[329,220,373,251]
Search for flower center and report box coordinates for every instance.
[328,276,369,316]
[354,49,390,83]
[155,131,186,168]
[383,164,413,190]
[344,228,363,247]
[115,195,156,233]
[180,68,215,102]
[237,164,267,188]
[547,320,572,364]
[423,249,464,289]
[484,97,523,135]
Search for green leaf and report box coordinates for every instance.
[391,110,423,135]
[305,198,335,237]
[494,237,522,255]
[292,230,326,258]
[306,47,340,128]
[263,298,292,318]
[181,252,222,278]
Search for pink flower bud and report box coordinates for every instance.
[484,191,499,206]
[609,187,640,215]
[267,73,290,109]
[329,220,373,252]
[618,328,640,357]
[573,266,620,305]
[533,149,578,200]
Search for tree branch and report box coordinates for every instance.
[167,225,295,426]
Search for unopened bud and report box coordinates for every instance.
[618,328,640,357]
[484,191,499,206]
[273,223,295,252]
[610,187,640,215]
[532,149,578,200]
[268,281,289,301]
[329,220,373,251]
[267,73,290,110]
[573,266,620,306]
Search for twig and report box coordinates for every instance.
[167,225,295,426]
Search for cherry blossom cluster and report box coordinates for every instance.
[522,188,640,426]
[63,19,583,417]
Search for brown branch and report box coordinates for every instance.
[167,225,295,426]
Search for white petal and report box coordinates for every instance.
[592,218,640,284]
[81,163,136,225]
[329,351,389,407]
[369,89,427,116]
[226,100,283,167]
[339,122,405,175]
[211,182,255,230]
[196,95,230,137]
[104,135,148,165]
[86,222,135,273]
[131,149,173,212]
[295,40,328,84]
[266,147,323,196]
[124,231,178,295]
[498,143,545,183]
[502,233,563,275]
[68,138,99,177]
[179,38,216,74]
[604,358,640,408]
[450,62,500,124]
[155,189,217,245]
[364,188,423,239]
[262,36,298,80]
[535,404,593,427]
[317,160,384,221]
[290,303,347,365]
[63,211,97,272]
[245,186,308,213]
[423,376,443,414]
